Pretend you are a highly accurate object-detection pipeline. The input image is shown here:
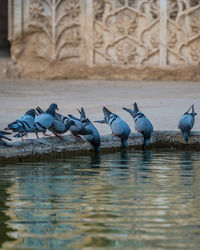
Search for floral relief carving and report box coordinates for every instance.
[116,0,125,8]
[168,31,177,48]
[168,0,178,20]
[115,13,138,36]
[28,0,81,62]
[150,33,159,49]
[116,40,137,64]
[93,0,161,65]
[190,46,200,62]
[128,0,136,8]
[190,0,200,7]
[149,0,159,19]
[65,0,80,19]
[167,0,200,65]
[94,0,105,21]
[190,16,200,33]
[94,31,104,49]
[28,0,44,19]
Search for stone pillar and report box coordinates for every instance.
[8,0,25,40]
[159,0,168,67]
[84,0,94,66]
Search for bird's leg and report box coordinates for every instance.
[20,133,24,141]
[71,133,81,139]
[55,133,63,140]
[35,132,39,139]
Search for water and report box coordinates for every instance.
[0,149,200,249]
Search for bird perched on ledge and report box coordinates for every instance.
[36,106,74,139]
[34,103,58,138]
[5,108,36,140]
[95,106,130,148]
[178,104,197,143]
[77,107,101,153]
[0,130,12,146]
[123,102,153,149]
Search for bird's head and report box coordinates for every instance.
[49,103,59,111]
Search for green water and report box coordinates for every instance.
[0,149,200,249]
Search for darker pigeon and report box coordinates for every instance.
[5,109,36,140]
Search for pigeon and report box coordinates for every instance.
[178,104,197,143]
[67,114,93,137]
[5,109,36,140]
[36,106,74,139]
[123,102,153,149]
[77,107,101,153]
[0,130,12,146]
[34,103,58,138]
[95,106,130,148]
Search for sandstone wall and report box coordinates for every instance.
[7,0,200,79]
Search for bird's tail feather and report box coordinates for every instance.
[36,106,44,115]
[122,107,134,117]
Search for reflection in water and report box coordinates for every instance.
[0,177,14,248]
[134,149,152,184]
[179,151,194,186]
[0,149,200,249]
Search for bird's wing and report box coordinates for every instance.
[110,118,124,136]
[35,113,54,129]
[135,116,153,134]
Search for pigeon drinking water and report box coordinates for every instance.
[95,106,131,148]
[77,107,101,153]
[178,104,197,143]
[123,103,153,149]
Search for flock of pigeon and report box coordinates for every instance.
[0,102,197,152]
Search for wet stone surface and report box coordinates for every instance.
[1,131,200,163]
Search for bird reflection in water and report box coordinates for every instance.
[134,150,152,184]
[179,151,194,186]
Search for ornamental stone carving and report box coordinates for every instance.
[26,0,82,62]
[7,0,200,79]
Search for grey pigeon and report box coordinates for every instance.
[5,109,36,140]
[95,106,130,148]
[34,103,58,138]
[178,104,197,143]
[0,130,12,146]
[36,106,74,139]
[123,103,153,148]
[77,107,101,153]
[67,114,93,137]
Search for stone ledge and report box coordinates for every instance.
[1,131,200,164]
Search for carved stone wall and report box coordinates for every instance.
[7,0,200,79]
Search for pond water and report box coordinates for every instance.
[0,149,200,249]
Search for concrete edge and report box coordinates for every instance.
[1,130,200,164]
